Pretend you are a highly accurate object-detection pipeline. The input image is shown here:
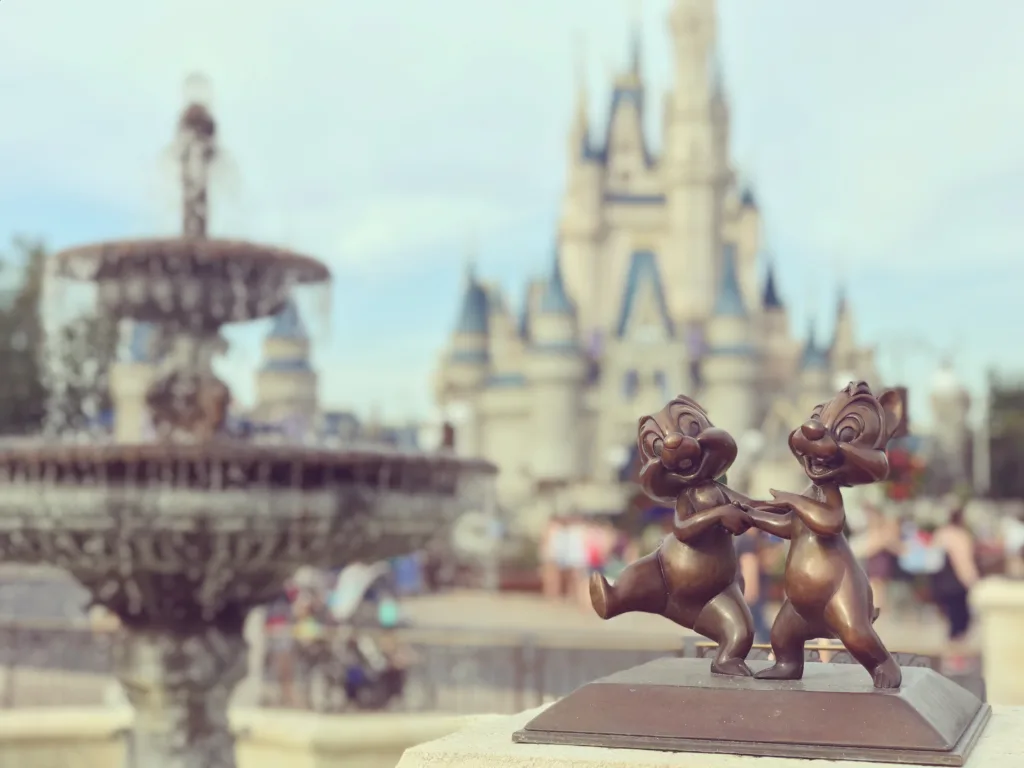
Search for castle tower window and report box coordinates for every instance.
[623,370,639,400]
[653,370,668,399]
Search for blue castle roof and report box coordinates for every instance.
[454,266,490,335]
[762,261,783,310]
[538,250,574,316]
[801,321,830,370]
[713,243,747,317]
[615,250,673,338]
[268,298,308,340]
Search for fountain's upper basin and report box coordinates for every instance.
[54,238,331,328]
[0,441,492,490]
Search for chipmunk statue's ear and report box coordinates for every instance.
[878,389,904,441]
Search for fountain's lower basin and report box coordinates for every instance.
[0,440,494,767]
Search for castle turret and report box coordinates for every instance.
[524,250,587,483]
[435,264,491,455]
[733,186,762,308]
[254,297,318,427]
[559,45,604,338]
[798,319,832,403]
[482,283,522,371]
[661,0,729,324]
[700,242,758,436]
[603,27,651,192]
[761,260,786,335]
[831,286,856,366]
[109,320,160,442]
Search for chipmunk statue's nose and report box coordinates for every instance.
[801,420,827,441]
[661,432,700,468]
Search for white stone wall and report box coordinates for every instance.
[109,361,156,443]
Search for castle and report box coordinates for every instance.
[434,0,879,534]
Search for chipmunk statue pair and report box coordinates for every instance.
[590,382,905,689]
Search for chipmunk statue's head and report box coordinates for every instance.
[637,395,736,504]
[789,381,904,487]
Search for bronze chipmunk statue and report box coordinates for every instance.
[590,395,756,676]
[738,381,905,688]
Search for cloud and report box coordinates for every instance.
[6,0,1022,277]
[4,0,1023,419]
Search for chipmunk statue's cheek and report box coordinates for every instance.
[836,444,890,485]
[639,461,687,504]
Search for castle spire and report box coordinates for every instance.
[709,46,725,100]
[539,246,574,316]
[629,0,644,76]
[762,260,783,310]
[454,252,489,336]
[570,32,591,157]
[801,319,829,370]
[832,282,856,355]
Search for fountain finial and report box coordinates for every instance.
[177,74,218,239]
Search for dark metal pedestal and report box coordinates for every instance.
[513,658,990,766]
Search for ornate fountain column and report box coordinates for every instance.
[113,624,249,768]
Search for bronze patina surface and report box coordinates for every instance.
[514,658,990,766]
[740,382,906,688]
[531,383,993,764]
[589,395,757,676]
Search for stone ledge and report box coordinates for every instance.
[397,704,1024,768]
[0,707,484,768]
[971,577,1024,610]
[234,708,483,754]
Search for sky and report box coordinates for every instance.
[0,0,1021,428]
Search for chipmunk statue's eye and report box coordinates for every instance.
[837,426,858,443]
[640,423,662,458]
[679,416,701,437]
[831,415,864,444]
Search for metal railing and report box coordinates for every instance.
[0,619,983,713]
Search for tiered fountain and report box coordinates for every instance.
[0,84,495,767]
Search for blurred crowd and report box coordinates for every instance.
[537,500,1024,669]
[538,516,637,607]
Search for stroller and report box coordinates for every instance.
[306,562,430,712]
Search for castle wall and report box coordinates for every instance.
[479,391,533,504]
[524,354,586,484]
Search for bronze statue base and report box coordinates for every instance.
[513,658,990,766]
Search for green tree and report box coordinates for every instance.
[0,238,49,435]
[989,380,1024,500]
[0,238,119,436]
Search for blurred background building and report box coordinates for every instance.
[433,1,877,534]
